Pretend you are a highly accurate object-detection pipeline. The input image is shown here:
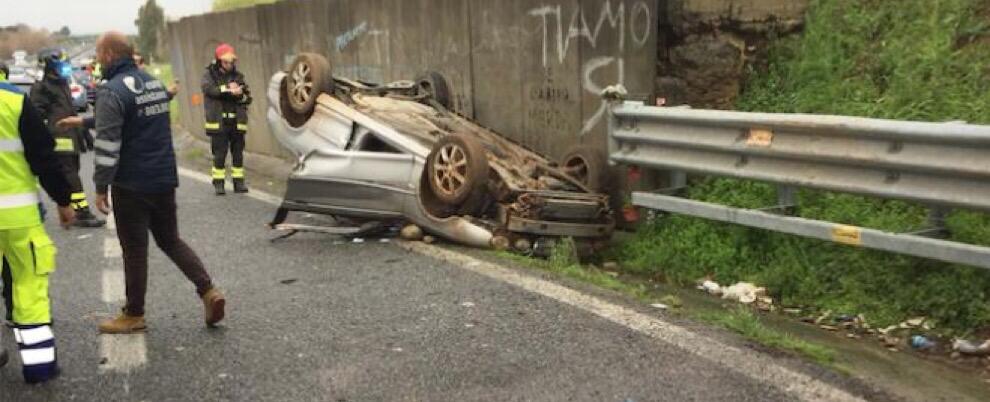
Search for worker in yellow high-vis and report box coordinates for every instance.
[0,62,76,383]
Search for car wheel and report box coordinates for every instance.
[417,71,452,110]
[286,53,333,115]
[561,145,609,193]
[427,134,489,209]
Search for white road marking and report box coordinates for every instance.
[178,166,283,205]
[103,237,122,258]
[398,242,865,402]
[99,334,147,373]
[176,167,863,401]
[101,269,125,303]
[99,209,147,373]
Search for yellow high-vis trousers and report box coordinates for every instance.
[0,224,56,325]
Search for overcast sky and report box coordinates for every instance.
[0,0,213,35]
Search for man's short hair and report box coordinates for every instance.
[99,31,135,60]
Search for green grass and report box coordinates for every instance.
[613,0,990,334]
[148,63,180,125]
[494,241,838,367]
[697,307,837,366]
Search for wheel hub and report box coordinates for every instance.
[290,62,314,106]
[432,143,468,196]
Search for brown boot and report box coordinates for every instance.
[202,288,226,327]
[98,313,146,334]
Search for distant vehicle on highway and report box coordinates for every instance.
[73,69,96,105]
[6,66,35,94]
[69,75,88,112]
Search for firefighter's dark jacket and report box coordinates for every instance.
[30,75,83,155]
[201,62,251,135]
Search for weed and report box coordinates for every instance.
[615,0,990,334]
[697,307,837,366]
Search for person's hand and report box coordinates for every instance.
[168,80,179,96]
[229,82,243,96]
[57,205,75,229]
[56,116,84,130]
[95,193,112,215]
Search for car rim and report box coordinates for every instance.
[563,156,589,184]
[290,61,314,106]
[433,143,469,196]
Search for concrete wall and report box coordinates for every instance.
[168,0,659,160]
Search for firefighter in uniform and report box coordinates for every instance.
[201,43,252,195]
[0,61,76,383]
[30,50,104,227]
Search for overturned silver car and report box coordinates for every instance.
[266,53,613,254]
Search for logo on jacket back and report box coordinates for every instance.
[123,76,144,94]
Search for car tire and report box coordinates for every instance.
[426,134,489,210]
[285,53,334,116]
[416,71,452,110]
[561,145,609,193]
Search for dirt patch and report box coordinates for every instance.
[657,0,810,108]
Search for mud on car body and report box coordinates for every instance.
[266,53,613,255]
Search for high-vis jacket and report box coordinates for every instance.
[201,62,251,134]
[0,82,71,227]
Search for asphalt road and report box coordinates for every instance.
[0,155,873,401]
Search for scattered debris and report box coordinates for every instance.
[721,282,766,304]
[953,339,990,356]
[280,278,298,285]
[783,308,802,315]
[175,346,185,352]
[400,224,423,241]
[460,301,475,308]
[697,280,722,296]
[659,295,683,309]
[882,335,901,348]
[219,373,229,379]
[352,238,365,243]
[814,310,833,326]
[819,325,839,332]
[391,347,403,352]
[910,335,936,350]
[650,303,669,310]
[77,234,93,240]
[99,357,108,365]
[422,235,436,244]
[602,261,620,271]
[604,271,620,278]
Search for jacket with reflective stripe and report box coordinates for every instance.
[201,62,251,134]
[0,84,42,229]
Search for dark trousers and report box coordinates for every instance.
[112,186,213,316]
[210,123,245,170]
[57,154,87,211]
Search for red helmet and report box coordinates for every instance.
[215,43,237,62]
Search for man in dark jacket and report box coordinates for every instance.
[89,32,226,334]
[202,43,252,195]
[30,49,104,228]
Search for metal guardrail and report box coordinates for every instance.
[607,101,990,269]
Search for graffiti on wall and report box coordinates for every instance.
[529,0,652,136]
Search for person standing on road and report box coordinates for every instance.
[30,49,105,228]
[0,61,76,383]
[202,43,252,195]
[88,32,226,334]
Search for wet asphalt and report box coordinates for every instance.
[0,154,843,402]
